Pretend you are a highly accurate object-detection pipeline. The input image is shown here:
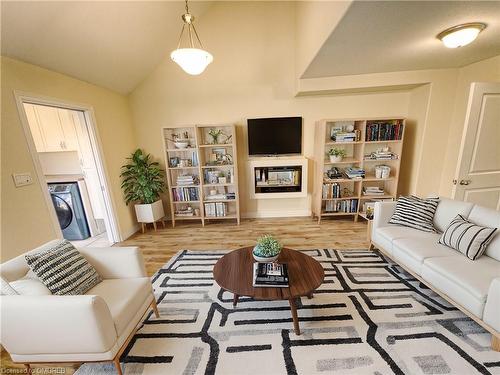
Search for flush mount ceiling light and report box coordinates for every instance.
[170,0,213,75]
[437,23,486,48]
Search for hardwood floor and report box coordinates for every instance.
[0,217,368,373]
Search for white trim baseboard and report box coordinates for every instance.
[242,209,311,219]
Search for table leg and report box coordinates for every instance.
[233,294,239,307]
[307,293,313,299]
[289,298,300,335]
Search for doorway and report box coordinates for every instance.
[16,94,120,247]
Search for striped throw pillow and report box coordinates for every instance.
[389,195,439,232]
[439,214,497,260]
[25,240,102,295]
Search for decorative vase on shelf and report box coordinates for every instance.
[329,155,343,163]
[252,235,282,263]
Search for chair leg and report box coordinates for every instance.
[492,334,500,351]
[24,364,32,375]
[151,299,160,318]
[113,358,123,375]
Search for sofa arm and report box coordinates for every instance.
[0,295,117,355]
[373,201,397,231]
[484,278,500,332]
[79,246,147,279]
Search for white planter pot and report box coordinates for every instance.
[135,200,165,223]
[329,155,343,163]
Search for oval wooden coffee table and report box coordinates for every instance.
[213,247,324,335]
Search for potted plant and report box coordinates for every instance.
[328,147,347,163]
[120,149,166,226]
[253,235,283,262]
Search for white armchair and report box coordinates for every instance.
[0,244,159,375]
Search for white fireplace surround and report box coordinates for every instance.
[247,156,308,200]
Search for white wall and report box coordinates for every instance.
[1,57,138,261]
[129,2,411,218]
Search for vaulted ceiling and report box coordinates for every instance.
[2,1,499,94]
[1,1,213,94]
[302,1,500,78]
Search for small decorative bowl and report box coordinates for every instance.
[174,141,189,149]
[252,246,281,263]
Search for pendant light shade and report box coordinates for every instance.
[171,48,213,75]
[171,1,213,75]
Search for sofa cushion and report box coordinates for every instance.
[421,255,500,318]
[1,277,19,295]
[433,197,474,233]
[86,277,152,336]
[9,278,52,295]
[483,278,500,332]
[373,225,435,256]
[438,214,497,260]
[389,196,439,232]
[468,205,500,261]
[392,235,460,275]
[25,240,102,295]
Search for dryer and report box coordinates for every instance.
[48,182,90,240]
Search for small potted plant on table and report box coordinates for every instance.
[253,235,283,262]
[328,147,346,163]
[120,149,166,232]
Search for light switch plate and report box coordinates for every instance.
[12,172,33,187]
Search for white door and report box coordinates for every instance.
[453,82,500,210]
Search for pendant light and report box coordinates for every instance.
[170,0,213,75]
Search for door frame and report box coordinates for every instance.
[14,90,122,243]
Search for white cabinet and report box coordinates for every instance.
[24,103,79,152]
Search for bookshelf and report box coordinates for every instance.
[162,124,240,227]
[312,118,405,223]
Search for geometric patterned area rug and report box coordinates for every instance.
[76,249,500,375]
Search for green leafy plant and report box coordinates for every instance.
[254,235,282,257]
[208,128,223,144]
[120,149,165,205]
[328,147,347,157]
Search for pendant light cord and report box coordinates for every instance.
[175,0,205,50]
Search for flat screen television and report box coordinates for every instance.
[247,117,302,156]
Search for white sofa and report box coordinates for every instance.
[371,197,500,351]
[0,242,159,374]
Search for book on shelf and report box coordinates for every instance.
[362,187,385,196]
[252,262,289,287]
[176,175,198,186]
[173,187,199,201]
[175,206,195,216]
[204,202,228,217]
[364,148,399,160]
[344,167,365,179]
[205,193,236,201]
[325,199,358,213]
[366,121,404,142]
[322,182,342,199]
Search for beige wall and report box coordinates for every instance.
[440,55,500,197]
[129,2,411,218]
[1,57,137,261]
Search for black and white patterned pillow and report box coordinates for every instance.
[25,240,102,295]
[439,214,497,260]
[389,195,439,232]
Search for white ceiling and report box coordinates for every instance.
[302,1,500,78]
[1,1,212,94]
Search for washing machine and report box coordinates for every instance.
[48,182,90,240]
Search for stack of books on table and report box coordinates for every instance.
[176,175,198,186]
[344,167,365,179]
[363,186,385,196]
[253,262,289,287]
